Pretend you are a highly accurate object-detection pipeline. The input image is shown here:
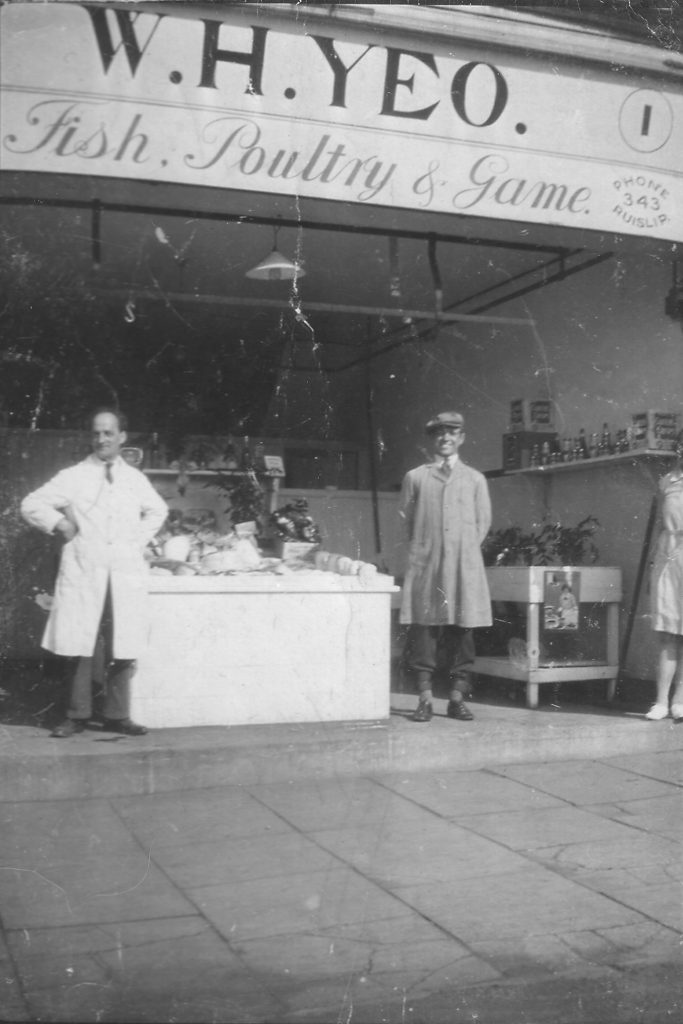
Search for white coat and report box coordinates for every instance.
[21,455,168,658]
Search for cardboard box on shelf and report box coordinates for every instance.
[631,411,679,451]
[509,399,554,432]
[502,431,558,471]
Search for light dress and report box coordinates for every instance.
[651,470,683,635]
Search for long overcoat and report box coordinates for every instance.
[21,455,168,658]
[399,459,492,627]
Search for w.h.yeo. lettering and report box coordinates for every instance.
[1,3,679,241]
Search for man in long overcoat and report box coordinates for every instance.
[21,408,168,737]
[400,411,492,722]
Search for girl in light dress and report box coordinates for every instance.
[646,430,683,721]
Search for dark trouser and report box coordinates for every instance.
[408,624,476,696]
[66,584,135,721]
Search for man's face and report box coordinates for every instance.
[431,425,465,458]
[91,412,127,462]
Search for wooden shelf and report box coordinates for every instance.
[144,469,283,478]
[145,469,242,476]
[504,448,675,476]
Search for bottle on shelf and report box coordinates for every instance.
[589,432,599,459]
[224,437,239,470]
[600,422,612,456]
[541,441,551,466]
[550,437,561,464]
[242,435,253,471]
[561,437,572,462]
[530,444,540,469]
[149,432,160,469]
[578,428,589,459]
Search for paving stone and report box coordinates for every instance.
[605,750,683,787]
[576,869,683,931]
[465,932,617,981]
[375,767,565,816]
[276,951,501,1022]
[232,927,497,988]
[5,915,208,960]
[491,759,677,805]
[8,917,282,1023]
[151,831,340,889]
[0,852,194,929]
[247,776,434,832]
[567,922,681,966]
[461,804,642,850]
[0,929,30,1021]
[316,912,477,948]
[588,792,683,842]
[114,786,291,846]
[188,866,415,943]
[310,818,530,888]
[0,799,142,862]
[529,831,682,873]
[393,867,644,943]
[272,972,399,1024]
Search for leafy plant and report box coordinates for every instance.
[482,516,600,567]
[269,499,320,543]
[209,471,265,528]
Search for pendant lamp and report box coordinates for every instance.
[245,225,305,280]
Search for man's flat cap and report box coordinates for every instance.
[425,411,465,433]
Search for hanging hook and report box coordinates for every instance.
[91,199,102,270]
[124,298,136,324]
[427,236,443,316]
[388,236,401,300]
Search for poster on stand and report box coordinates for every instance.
[543,570,581,631]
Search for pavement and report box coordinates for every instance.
[2,694,683,1023]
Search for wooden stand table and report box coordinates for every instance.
[474,566,622,709]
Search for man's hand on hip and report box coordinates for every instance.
[54,517,77,541]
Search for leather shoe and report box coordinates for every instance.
[447,700,474,721]
[101,718,148,736]
[411,700,433,722]
[51,718,87,738]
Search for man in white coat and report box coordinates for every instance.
[21,408,168,737]
[399,411,492,722]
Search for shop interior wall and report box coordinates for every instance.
[367,249,682,683]
[370,252,680,483]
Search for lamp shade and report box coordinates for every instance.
[245,248,306,280]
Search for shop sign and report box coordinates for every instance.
[1,3,681,242]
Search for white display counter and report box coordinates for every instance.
[132,571,398,728]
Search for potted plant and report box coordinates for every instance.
[482,515,600,567]
[268,498,321,561]
[211,470,265,537]
[480,515,614,618]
